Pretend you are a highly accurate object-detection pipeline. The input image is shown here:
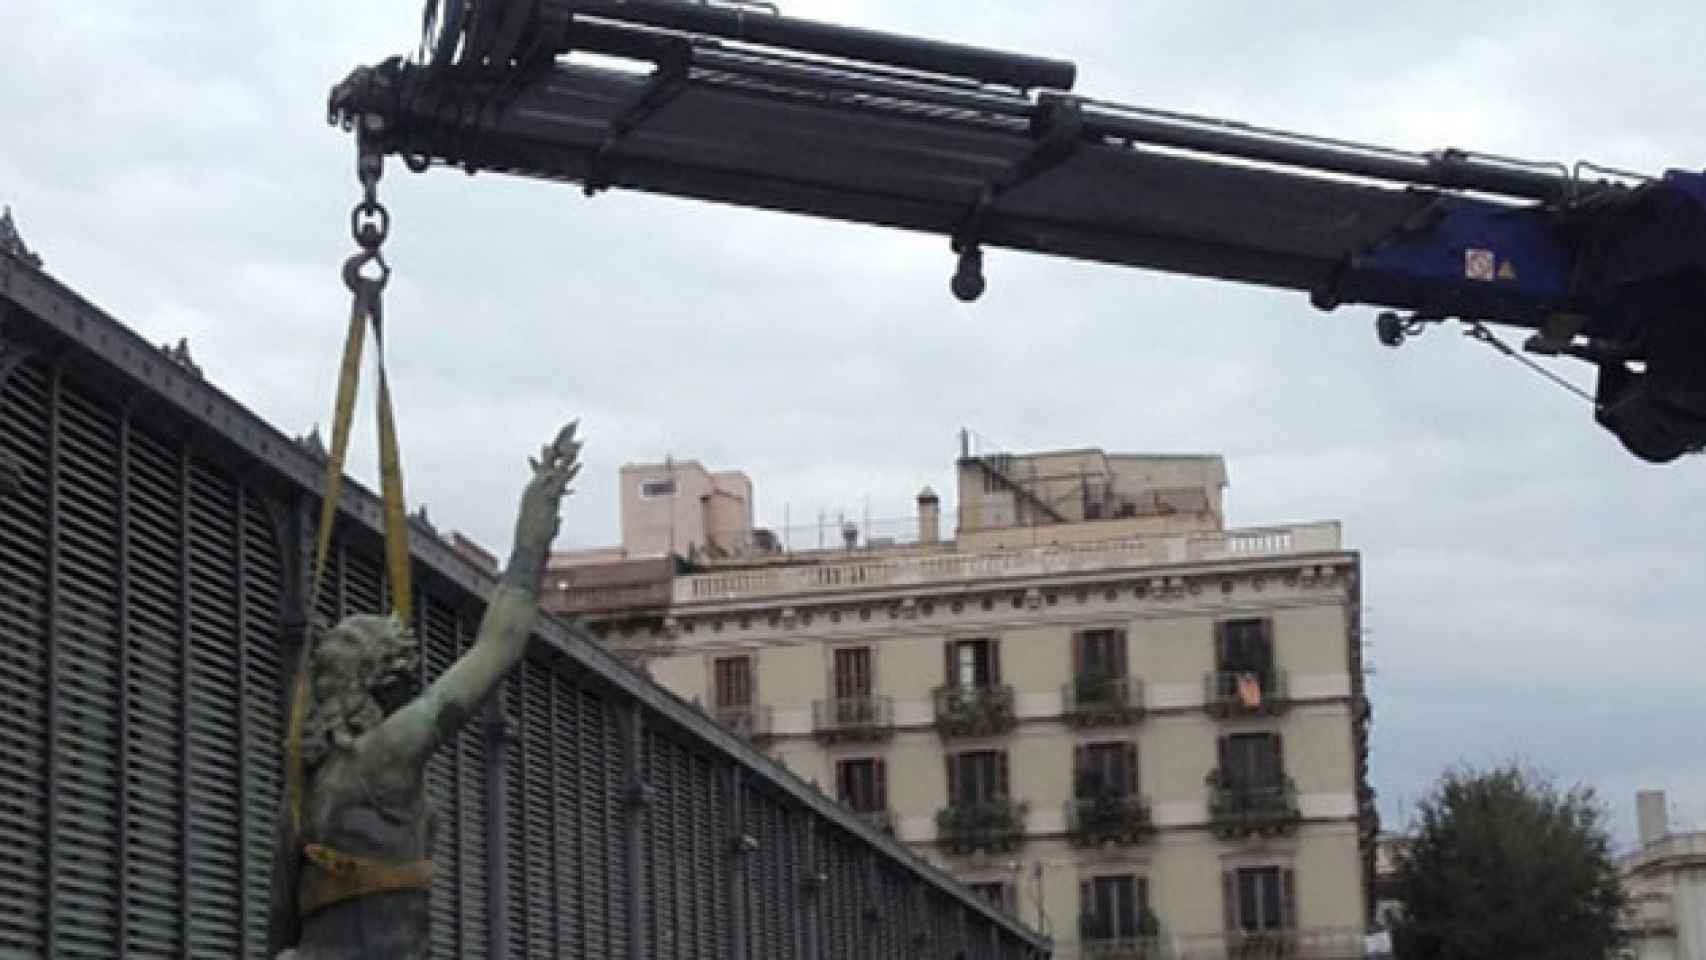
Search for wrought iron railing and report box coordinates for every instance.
[1172,927,1371,959]
[1067,791,1155,847]
[812,694,895,742]
[932,684,1016,737]
[936,798,1028,854]
[1064,674,1146,726]
[713,703,774,741]
[1079,933,1166,960]
[1203,670,1290,718]
[1207,773,1300,839]
[852,807,896,835]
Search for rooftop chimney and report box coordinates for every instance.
[917,486,941,544]
[1637,790,1669,847]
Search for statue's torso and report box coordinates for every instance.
[295,748,436,960]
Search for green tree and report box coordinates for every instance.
[1393,763,1625,960]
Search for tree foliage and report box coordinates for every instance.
[1393,763,1625,960]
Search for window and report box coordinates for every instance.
[1075,741,1138,798]
[1081,874,1149,941]
[639,477,677,498]
[833,646,873,700]
[1216,618,1274,675]
[945,638,1000,689]
[1218,732,1283,789]
[1074,628,1128,680]
[713,656,753,709]
[837,757,887,814]
[946,750,1009,806]
[968,881,1015,915]
[1225,866,1295,932]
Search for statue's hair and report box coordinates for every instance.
[299,614,420,769]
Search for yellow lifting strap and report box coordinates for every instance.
[285,244,414,839]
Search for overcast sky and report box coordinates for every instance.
[4,1,1703,845]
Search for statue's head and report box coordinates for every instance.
[301,614,420,767]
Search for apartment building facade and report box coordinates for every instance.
[567,450,1376,959]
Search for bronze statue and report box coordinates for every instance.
[268,423,582,959]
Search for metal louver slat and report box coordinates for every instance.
[523,658,554,958]
[641,734,663,958]
[553,676,587,959]
[420,593,461,959]
[186,459,242,956]
[457,618,490,958]
[341,541,384,618]
[0,357,48,955]
[504,667,529,958]
[578,690,618,958]
[601,693,631,960]
[124,425,185,958]
[52,386,123,958]
[240,484,283,958]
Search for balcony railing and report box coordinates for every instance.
[932,684,1016,738]
[1172,927,1370,959]
[713,704,774,742]
[851,807,896,836]
[1064,674,1146,727]
[812,694,895,743]
[1203,670,1290,718]
[1085,934,1166,954]
[1207,774,1300,840]
[936,798,1028,854]
[675,521,1343,604]
[1067,791,1155,847]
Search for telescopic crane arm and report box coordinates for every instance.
[329,0,1706,462]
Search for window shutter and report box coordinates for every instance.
[1282,868,1298,930]
[1138,877,1151,917]
[1259,618,1275,674]
[1216,735,1230,781]
[1071,631,1083,678]
[944,641,957,686]
[1115,629,1129,677]
[1222,870,1238,931]
[1079,881,1093,937]
[989,639,1002,686]
[1271,732,1286,783]
[998,752,1011,798]
[875,758,888,809]
[945,754,959,806]
[1214,620,1229,671]
[1123,742,1139,796]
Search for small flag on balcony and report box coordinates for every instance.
[1236,673,1262,709]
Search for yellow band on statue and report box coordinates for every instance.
[299,843,434,917]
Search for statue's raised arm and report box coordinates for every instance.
[269,423,581,960]
[371,421,582,767]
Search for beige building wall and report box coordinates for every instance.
[619,459,754,558]
[632,555,1367,959]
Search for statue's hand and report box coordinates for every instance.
[513,422,582,565]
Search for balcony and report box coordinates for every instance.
[1203,670,1290,719]
[1063,674,1146,727]
[812,695,895,743]
[713,704,774,742]
[936,798,1028,855]
[1067,791,1155,847]
[932,684,1016,738]
[1207,773,1300,840]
